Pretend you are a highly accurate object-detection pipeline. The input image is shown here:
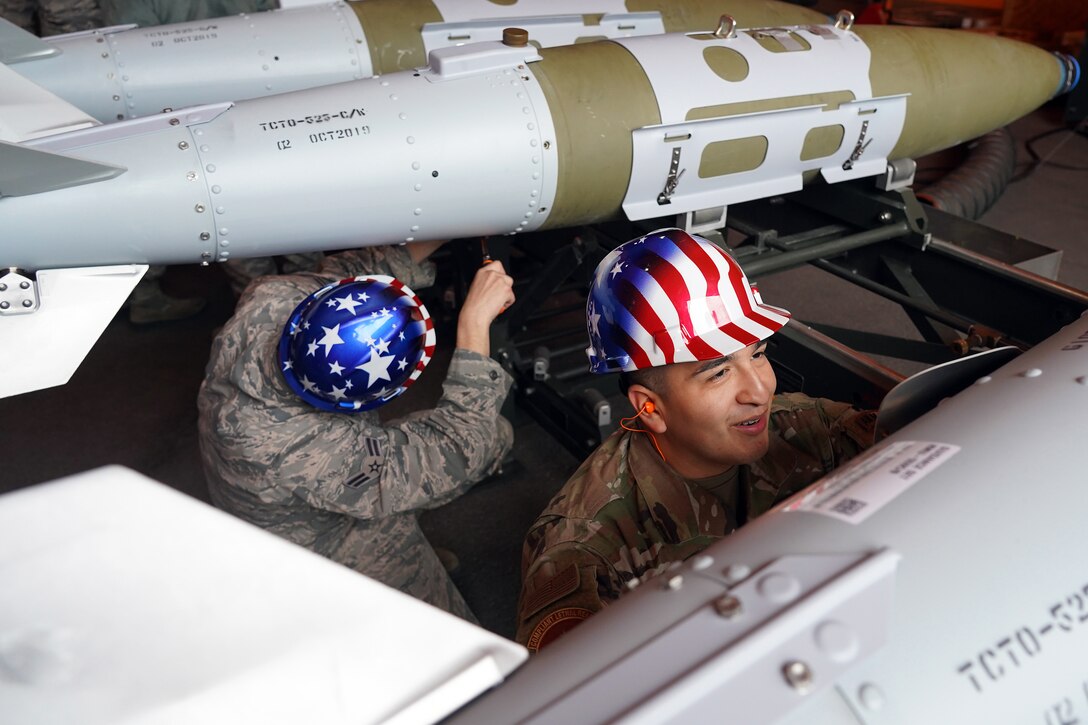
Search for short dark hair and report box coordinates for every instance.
[618,366,668,397]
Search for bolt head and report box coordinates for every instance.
[713,594,743,619]
[783,660,814,693]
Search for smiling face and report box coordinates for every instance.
[628,340,777,480]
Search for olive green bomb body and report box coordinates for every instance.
[527,24,1076,230]
[861,25,1067,159]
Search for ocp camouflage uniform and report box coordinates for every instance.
[516,393,875,650]
[1,0,101,35]
[198,245,513,622]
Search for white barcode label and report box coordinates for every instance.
[780,440,960,524]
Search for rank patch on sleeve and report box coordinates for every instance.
[344,437,384,489]
[526,607,592,653]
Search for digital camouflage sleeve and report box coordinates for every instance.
[198,245,513,618]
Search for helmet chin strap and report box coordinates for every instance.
[620,400,666,462]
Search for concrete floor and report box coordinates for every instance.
[2,99,1086,640]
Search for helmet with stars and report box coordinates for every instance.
[278,274,436,412]
[585,227,791,373]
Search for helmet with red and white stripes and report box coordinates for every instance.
[585,228,790,373]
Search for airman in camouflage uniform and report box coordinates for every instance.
[198,243,515,622]
[515,228,877,650]
[516,393,875,650]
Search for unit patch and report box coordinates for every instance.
[526,607,593,653]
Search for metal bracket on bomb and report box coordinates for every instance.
[619,19,910,222]
[842,120,873,171]
[657,147,685,205]
[420,12,665,54]
[0,269,39,315]
[424,35,544,82]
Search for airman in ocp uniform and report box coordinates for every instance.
[516,228,876,650]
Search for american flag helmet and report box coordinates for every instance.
[586,228,791,373]
[278,274,436,412]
